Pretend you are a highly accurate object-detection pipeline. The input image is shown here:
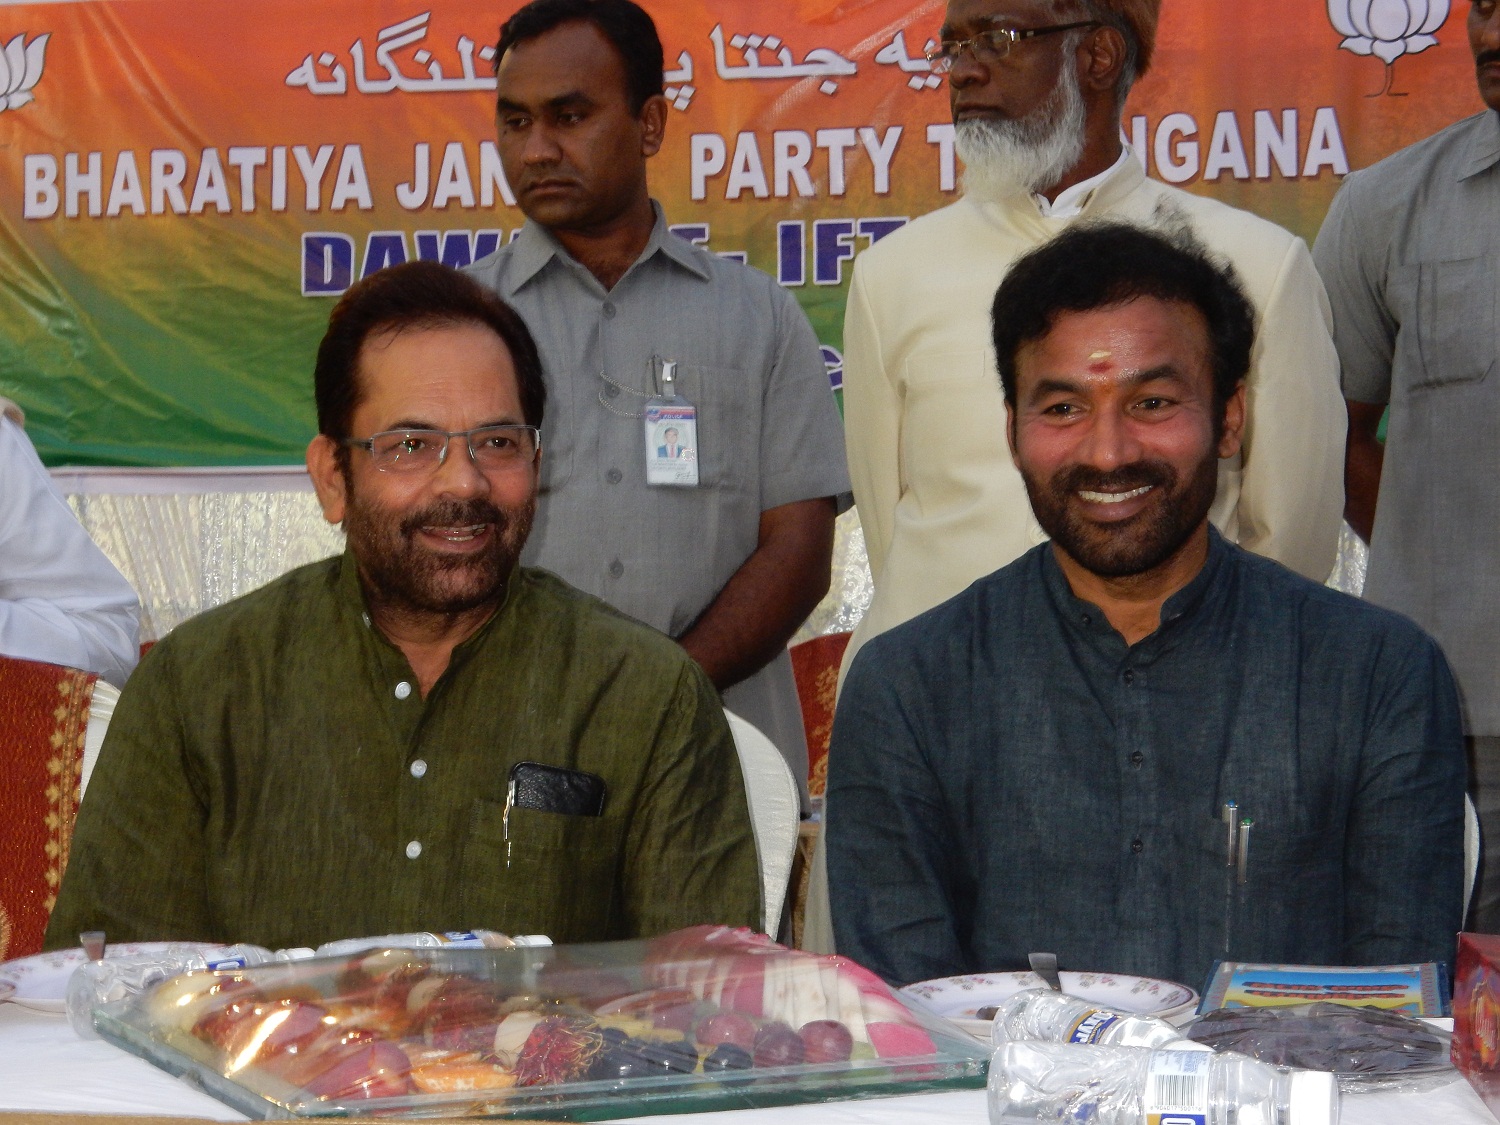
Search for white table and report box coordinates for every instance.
[1,1003,1494,1125]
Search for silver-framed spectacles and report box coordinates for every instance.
[924,21,1100,73]
[344,424,541,473]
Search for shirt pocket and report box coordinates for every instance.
[899,349,1009,496]
[1226,819,1343,965]
[669,362,753,491]
[461,799,625,942]
[1414,256,1497,390]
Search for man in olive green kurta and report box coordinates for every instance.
[46,262,760,951]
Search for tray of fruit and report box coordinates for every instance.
[90,925,988,1119]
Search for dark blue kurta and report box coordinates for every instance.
[828,530,1465,990]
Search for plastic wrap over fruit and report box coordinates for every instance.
[118,926,958,1116]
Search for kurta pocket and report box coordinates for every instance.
[461,799,625,942]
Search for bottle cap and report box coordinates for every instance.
[1288,1069,1339,1125]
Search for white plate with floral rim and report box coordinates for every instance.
[900,970,1199,1039]
[0,942,228,1013]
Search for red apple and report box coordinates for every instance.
[799,1020,853,1064]
[752,1022,805,1068]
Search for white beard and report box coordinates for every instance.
[954,61,1087,202]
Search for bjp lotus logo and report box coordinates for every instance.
[1328,0,1449,95]
[0,32,49,112]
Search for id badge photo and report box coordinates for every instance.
[644,358,699,487]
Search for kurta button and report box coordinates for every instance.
[609,559,624,577]
[606,468,623,484]
[1130,751,1144,768]
[1131,838,1144,853]
[603,302,616,318]
[604,384,620,398]
[1122,669,1135,685]
[395,681,413,700]
[410,759,428,778]
[405,840,422,859]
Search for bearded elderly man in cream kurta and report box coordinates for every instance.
[837,0,1344,682]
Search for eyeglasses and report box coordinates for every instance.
[344,425,541,473]
[924,21,1100,72]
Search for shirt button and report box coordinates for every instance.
[603,302,616,319]
[609,559,624,578]
[1130,751,1144,768]
[1081,614,1092,626]
[410,759,428,779]
[405,840,422,859]
[394,681,413,700]
[1122,669,1135,686]
[606,468,623,484]
[604,384,620,398]
[1131,838,1144,854]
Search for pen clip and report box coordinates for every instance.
[1223,801,1238,866]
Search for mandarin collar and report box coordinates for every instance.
[1042,526,1230,648]
[967,147,1148,232]
[338,548,516,666]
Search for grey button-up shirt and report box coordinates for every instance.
[468,207,851,783]
[1314,109,1500,734]
[828,531,1465,989]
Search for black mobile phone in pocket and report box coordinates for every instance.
[508,761,607,817]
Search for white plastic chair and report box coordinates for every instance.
[1466,793,1481,920]
[724,710,800,936]
[79,680,120,798]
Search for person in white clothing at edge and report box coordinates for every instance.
[804,0,1346,953]
[0,398,140,688]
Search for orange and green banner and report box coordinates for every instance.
[0,0,1482,465]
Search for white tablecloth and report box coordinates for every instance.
[0,1003,1493,1124]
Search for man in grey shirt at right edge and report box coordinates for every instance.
[1313,0,1500,930]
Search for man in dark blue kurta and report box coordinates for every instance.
[828,224,1465,990]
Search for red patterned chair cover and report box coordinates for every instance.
[788,631,851,800]
[0,654,98,960]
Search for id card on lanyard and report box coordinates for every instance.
[644,358,699,487]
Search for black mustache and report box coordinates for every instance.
[1053,463,1174,494]
[401,499,507,537]
[1478,49,1500,69]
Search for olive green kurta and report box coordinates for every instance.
[46,554,760,950]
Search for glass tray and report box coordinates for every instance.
[93,926,988,1119]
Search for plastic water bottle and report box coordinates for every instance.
[66,943,289,1038]
[991,988,1201,1049]
[313,930,553,957]
[988,1041,1340,1125]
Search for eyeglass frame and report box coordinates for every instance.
[342,424,542,473]
[924,20,1100,72]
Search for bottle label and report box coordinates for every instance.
[1144,1049,1209,1125]
[1066,1010,1120,1043]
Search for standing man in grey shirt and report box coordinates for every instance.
[468,0,850,796]
[1313,0,1500,928]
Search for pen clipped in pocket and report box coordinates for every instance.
[507,761,607,817]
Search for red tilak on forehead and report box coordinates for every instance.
[1087,350,1114,374]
